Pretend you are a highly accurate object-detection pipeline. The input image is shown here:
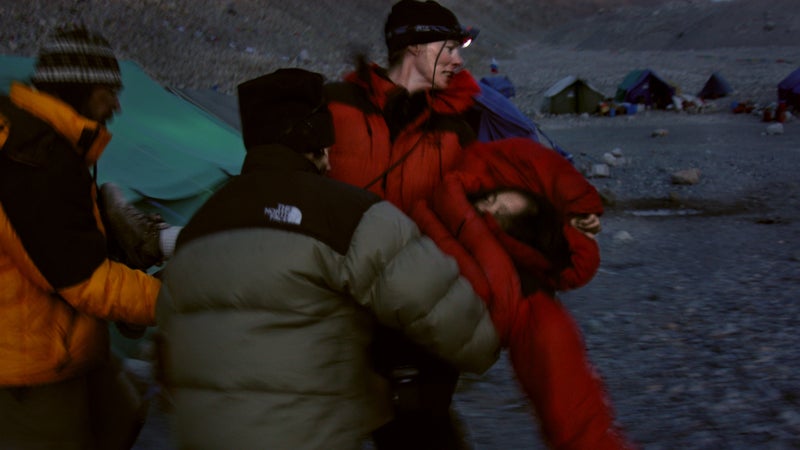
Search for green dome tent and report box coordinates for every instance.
[541,75,606,115]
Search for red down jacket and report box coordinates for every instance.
[411,137,635,450]
[325,63,479,213]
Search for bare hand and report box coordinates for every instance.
[570,214,601,239]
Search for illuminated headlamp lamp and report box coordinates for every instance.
[386,24,480,50]
[461,27,479,48]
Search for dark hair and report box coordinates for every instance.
[387,48,407,68]
[473,188,571,272]
[32,81,97,114]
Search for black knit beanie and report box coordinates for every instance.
[237,68,334,154]
[31,26,122,89]
[384,0,475,54]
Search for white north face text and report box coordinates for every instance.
[264,203,302,225]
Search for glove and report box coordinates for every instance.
[99,183,168,271]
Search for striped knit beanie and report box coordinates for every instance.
[31,26,122,89]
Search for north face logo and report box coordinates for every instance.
[264,203,302,225]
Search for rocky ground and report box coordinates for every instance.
[3,0,800,448]
[453,111,800,449]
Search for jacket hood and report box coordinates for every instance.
[457,138,603,213]
[240,143,322,175]
[452,138,604,291]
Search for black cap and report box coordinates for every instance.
[384,0,477,54]
[237,68,334,154]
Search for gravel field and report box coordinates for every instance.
[3,0,799,448]
[453,113,800,449]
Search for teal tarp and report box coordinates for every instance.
[1,55,245,225]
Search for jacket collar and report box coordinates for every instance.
[241,144,321,175]
[345,63,479,115]
[9,82,111,166]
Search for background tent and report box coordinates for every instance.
[615,69,676,109]
[472,77,539,143]
[778,67,800,109]
[480,75,516,98]
[540,75,606,115]
[697,72,733,100]
[0,55,245,226]
[470,78,573,162]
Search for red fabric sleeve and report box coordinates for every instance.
[556,225,601,290]
[410,201,492,303]
[429,176,520,343]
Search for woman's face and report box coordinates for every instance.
[414,40,464,90]
[474,190,531,228]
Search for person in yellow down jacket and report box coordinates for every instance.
[0,25,178,450]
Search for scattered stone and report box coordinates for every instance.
[651,128,669,137]
[671,168,701,185]
[589,163,611,178]
[765,123,784,135]
[611,147,624,157]
[602,152,627,167]
[297,49,311,64]
[711,323,741,337]
[780,410,800,428]
[612,230,634,243]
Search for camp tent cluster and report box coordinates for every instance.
[533,68,763,116]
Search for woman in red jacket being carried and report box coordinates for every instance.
[412,137,637,450]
